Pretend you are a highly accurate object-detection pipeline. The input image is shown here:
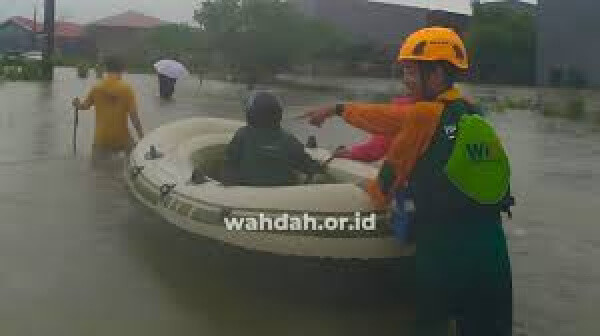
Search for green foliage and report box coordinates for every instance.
[489,97,535,114]
[0,52,48,80]
[126,63,156,74]
[566,96,585,120]
[301,17,351,62]
[145,24,208,72]
[541,103,560,117]
[548,66,589,88]
[147,24,205,56]
[77,63,90,78]
[336,41,391,76]
[94,63,104,78]
[504,98,534,109]
[53,56,89,67]
[0,62,45,80]
[540,96,586,120]
[467,5,536,85]
[194,0,348,82]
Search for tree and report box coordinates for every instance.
[194,0,347,82]
[145,24,210,73]
[467,5,536,85]
[147,24,201,55]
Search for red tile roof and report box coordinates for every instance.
[6,16,83,38]
[91,11,167,28]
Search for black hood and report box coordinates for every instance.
[245,91,283,129]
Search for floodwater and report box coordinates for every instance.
[0,68,599,335]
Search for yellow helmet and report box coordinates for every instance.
[397,27,468,70]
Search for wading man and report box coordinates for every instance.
[72,56,144,163]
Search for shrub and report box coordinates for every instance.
[566,96,585,120]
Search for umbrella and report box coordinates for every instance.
[154,60,189,79]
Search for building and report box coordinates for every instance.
[472,0,536,15]
[537,0,598,87]
[86,11,169,63]
[289,0,470,57]
[0,16,85,55]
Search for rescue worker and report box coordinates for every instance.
[303,27,514,335]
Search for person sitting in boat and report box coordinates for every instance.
[222,91,324,186]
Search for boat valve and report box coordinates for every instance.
[159,183,176,198]
[145,145,164,160]
[130,166,144,179]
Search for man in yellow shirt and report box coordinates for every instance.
[72,57,144,161]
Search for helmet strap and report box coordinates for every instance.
[419,63,436,101]
[418,62,454,101]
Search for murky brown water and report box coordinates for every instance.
[0,68,599,335]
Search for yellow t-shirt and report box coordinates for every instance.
[83,76,136,149]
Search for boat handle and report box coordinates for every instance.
[144,145,164,160]
[130,166,144,179]
[159,183,177,197]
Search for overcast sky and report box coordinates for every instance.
[0,0,537,24]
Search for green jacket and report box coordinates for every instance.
[223,126,323,186]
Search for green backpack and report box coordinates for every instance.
[444,113,511,206]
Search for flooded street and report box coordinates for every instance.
[0,68,599,335]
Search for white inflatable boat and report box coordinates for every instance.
[125,117,414,259]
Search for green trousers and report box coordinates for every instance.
[415,215,513,336]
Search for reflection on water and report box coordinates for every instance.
[0,68,599,335]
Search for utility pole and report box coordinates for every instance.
[32,4,38,50]
[42,0,55,80]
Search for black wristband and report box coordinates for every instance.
[334,103,344,116]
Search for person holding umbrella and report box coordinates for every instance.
[154,59,189,100]
[72,56,144,162]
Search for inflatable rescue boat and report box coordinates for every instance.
[125,117,415,259]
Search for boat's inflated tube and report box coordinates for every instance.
[125,117,414,259]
